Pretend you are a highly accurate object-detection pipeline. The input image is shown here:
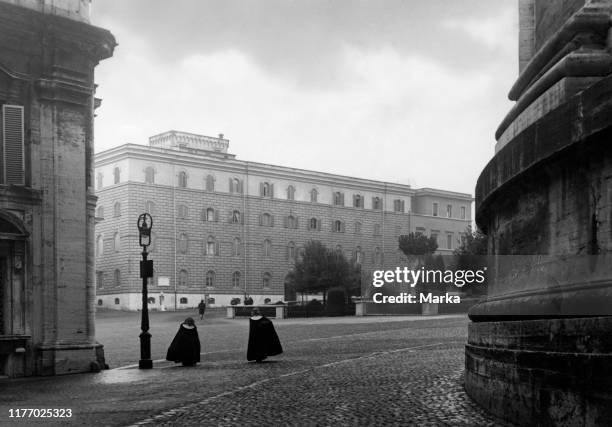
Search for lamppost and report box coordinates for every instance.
[137,213,153,369]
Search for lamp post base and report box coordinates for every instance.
[138,359,153,369]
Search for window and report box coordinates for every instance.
[394,199,405,213]
[447,204,452,218]
[309,218,320,231]
[461,206,466,220]
[205,207,217,222]
[178,171,188,188]
[374,247,382,265]
[447,233,453,250]
[285,215,298,229]
[310,188,318,203]
[96,271,105,288]
[113,232,121,252]
[206,236,219,256]
[261,213,273,227]
[433,202,439,217]
[97,206,104,218]
[287,185,295,200]
[114,298,120,305]
[262,272,271,288]
[333,220,344,233]
[263,239,272,257]
[233,237,241,256]
[333,192,344,206]
[145,200,155,215]
[180,297,188,304]
[178,234,188,254]
[1,105,25,185]
[231,210,241,224]
[355,247,363,264]
[374,224,381,236]
[232,271,241,288]
[261,182,274,197]
[96,173,103,190]
[179,270,188,287]
[148,297,155,304]
[355,222,362,234]
[97,299,103,306]
[114,269,121,287]
[353,194,363,208]
[416,228,426,236]
[229,177,243,194]
[372,197,382,210]
[205,174,215,191]
[206,270,215,288]
[178,204,188,219]
[431,232,439,245]
[113,167,120,184]
[113,201,121,217]
[96,234,104,256]
[144,167,155,184]
[287,241,296,261]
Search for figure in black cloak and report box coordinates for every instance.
[198,299,206,320]
[166,317,201,366]
[247,308,283,363]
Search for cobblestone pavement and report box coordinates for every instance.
[0,314,512,426]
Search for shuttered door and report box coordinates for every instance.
[3,105,24,185]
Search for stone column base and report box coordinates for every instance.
[465,317,612,425]
[38,343,107,376]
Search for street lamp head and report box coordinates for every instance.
[137,213,153,248]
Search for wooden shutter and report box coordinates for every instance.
[3,105,24,185]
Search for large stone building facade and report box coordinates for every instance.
[0,0,114,377]
[94,131,472,310]
[466,0,612,424]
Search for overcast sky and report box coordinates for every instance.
[92,1,518,195]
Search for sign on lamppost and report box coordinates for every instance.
[137,213,154,369]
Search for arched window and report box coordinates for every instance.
[178,234,188,254]
[233,237,241,256]
[263,239,272,257]
[354,194,363,208]
[178,171,188,188]
[232,271,241,288]
[231,210,241,224]
[287,241,296,261]
[144,167,155,184]
[355,246,363,264]
[309,218,320,231]
[206,208,215,222]
[262,272,271,288]
[310,188,318,203]
[374,247,382,265]
[114,298,120,305]
[97,206,105,218]
[333,220,343,232]
[372,197,382,210]
[178,204,188,219]
[206,270,215,288]
[96,271,105,288]
[230,177,242,193]
[206,236,218,256]
[114,268,121,287]
[333,192,344,206]
[205,174,215,191]
[286,215,298,229]
[96,234,104,256]
[97,299,103,306]
[113,167,120,184]
[261,213,272,227]
[113,201,121,217]
[145,200,155,215]
[179,269,188,287]
[180,297,188,304]
[96,172,103,190]
[355,222,362,234]
[262,182,271,197]
[287,185,295,200]
[113,232,121,252]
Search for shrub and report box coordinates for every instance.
[230,298,241,306]
[264,298,271,304]
[244,296,254,305]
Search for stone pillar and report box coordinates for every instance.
[0,0,115,376]
[466,1,612,424]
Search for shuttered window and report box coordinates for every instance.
[2,105,25,185]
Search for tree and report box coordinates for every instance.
[454,226,487,257]
[398,232,438,256]
[453,226,488,296]
[289,240,359,303]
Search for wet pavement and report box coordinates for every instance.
[0,312,511,426]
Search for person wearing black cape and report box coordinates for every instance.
[166,317,201,366]
[247,308,283,363]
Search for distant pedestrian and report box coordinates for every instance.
[166,317,200,366]
[247,308,283,363]
[198,299,206,320]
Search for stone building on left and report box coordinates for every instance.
[0,0,115,377]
